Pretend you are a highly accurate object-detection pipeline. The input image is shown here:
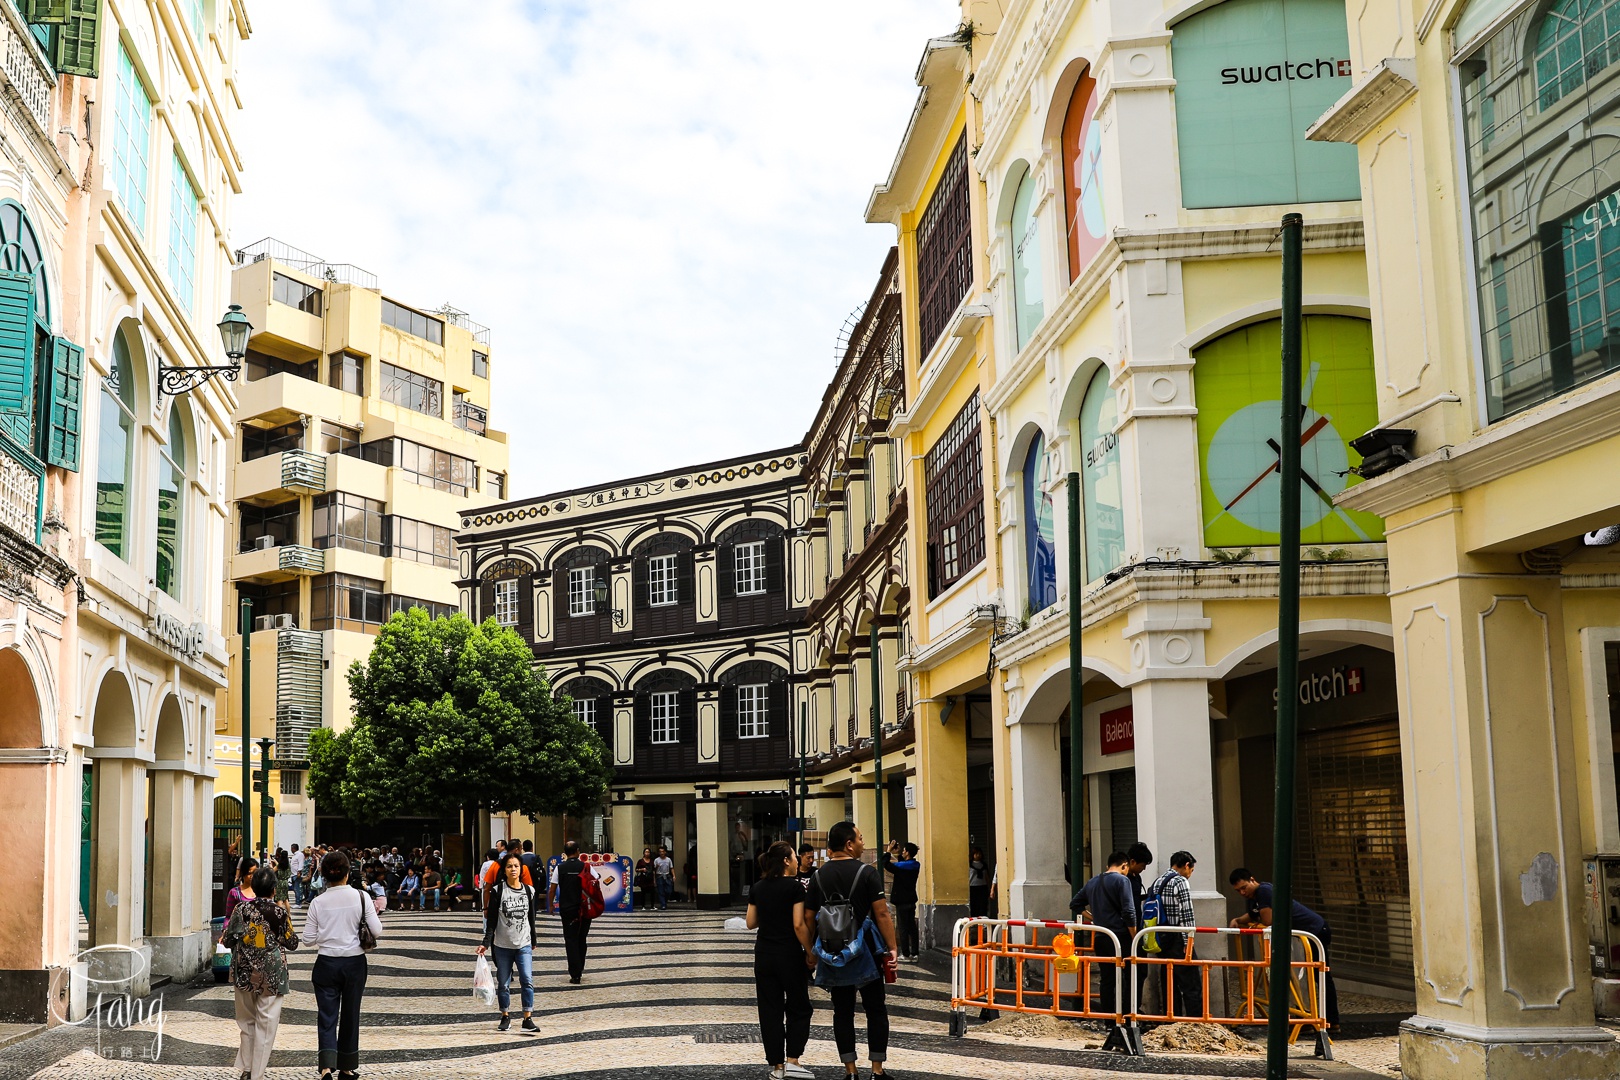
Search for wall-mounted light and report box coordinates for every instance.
[159,304,254,396]
[940,697,956,726]
[592,578,627,627]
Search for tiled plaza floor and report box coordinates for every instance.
[0,906,1387,1079]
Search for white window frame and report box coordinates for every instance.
[650,690,679,744]
[734,540,767,595]
[573,696,596,730]
[493,578,519,627]
[736,683,769,739]
[568,566,595,618]
[647,553,679,607]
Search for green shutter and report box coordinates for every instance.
[26,0,70,24]
[0,270,36,424]
[52,0,99,79]
[36,336,83,470]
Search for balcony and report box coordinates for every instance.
[0,437,42,544]
[452,399,487,436]
[281,449,326,493]
[0,9,51,137]
[278,545,324,575]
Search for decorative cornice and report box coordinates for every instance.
[0,746,69,764]
[1112,218,1364,260]
[1307,58,1419,146]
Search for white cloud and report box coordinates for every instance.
[234,0,960,496]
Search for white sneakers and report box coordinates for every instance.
[769,1065,815,1079]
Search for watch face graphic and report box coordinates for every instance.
[1195,316,1384,547]
[1079,121,1106,240]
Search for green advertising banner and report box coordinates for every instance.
[1172,0,1361,208]
[1196,315,1384,547]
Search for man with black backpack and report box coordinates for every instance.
[805,821,899,1078]
[547,841,601,984]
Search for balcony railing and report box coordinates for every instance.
[435,304,491,345]
[280,449,326,492]
[275,628,324,766]
[235,237,379,290]
[0,10,51,136]
[0,438,41,543]
[453,399,488,435]
[277,545,324,575]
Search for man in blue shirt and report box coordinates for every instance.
[879,841,922,960]
[1228,867,1339,1030]
[1071,852,1137,1025]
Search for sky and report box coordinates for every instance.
[233,1,961,497]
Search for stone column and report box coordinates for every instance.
[914,696,969,949]
[610,799,644,860]
[90,754,150,996]
[1007,707,1070,921]
[1127,675,1220,933]
[1388,517,1618,1079]
[849,783,879,845]
[672,801,690,872]
[696,794,730,908]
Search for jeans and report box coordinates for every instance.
[492,944,534,1013]
[894,902,919,958]
[754,948,812,1066]
[291,876,306,906]
[422,887,441,911]
[656,875,673,910]
[562,916,589,980]
[311,953,367,1073]
[828,977,888,1064]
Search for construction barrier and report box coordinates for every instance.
[949,917,1332,1059]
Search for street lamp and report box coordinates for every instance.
[159,304,254,396]
[592,578,627,627]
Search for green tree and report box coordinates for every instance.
[308,609,610,832]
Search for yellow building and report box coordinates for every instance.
[1312,0,1620,1074]
[220,240,508,856]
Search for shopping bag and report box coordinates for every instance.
[472,954,497,1006]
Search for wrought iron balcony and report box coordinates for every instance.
[277,544,324,575]
[280,448,326,492]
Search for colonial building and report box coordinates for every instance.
[455,448,803,906]
[1311,0,1620,1075]
[72,0,252,1003]
[222,239,509,852]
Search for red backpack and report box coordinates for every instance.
[579,865,605,921]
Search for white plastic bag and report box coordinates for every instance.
[472,953,496,1006]
[724,916,752,932]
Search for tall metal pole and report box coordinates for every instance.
[870,621,884,855]
[1267,213,1305,1080]
[257,737,275,863]
[1067,472,1085,889]
[238,598,253,865]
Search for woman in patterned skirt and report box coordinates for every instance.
[222,866,300,1080]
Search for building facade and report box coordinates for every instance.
[71,0,252,1003]
[456,448,804,906]
[1312,0,1620,1074]
[222,239,508,853]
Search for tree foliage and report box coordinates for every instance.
[307,609,611,824]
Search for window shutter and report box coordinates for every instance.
[597,694,615,747]
[0,270,36,422]
[766,533,785,594]
[52,0,99,78]
[678,547,694,605]
[634,691,650,747]
[38,336,83,470]
[717,542,734,600]
[769,678,788,740]
[517,573,534,633]
[719,683,737,742]
[27,0,69,22]
[633,556,649,611]
[679,687,697,745]
[479,580,495,622]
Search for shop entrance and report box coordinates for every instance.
[729,795,791,899]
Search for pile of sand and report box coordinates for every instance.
[1142,1022,1264,1055]
[978,1013,1098,1043]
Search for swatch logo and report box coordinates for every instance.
[1221,58,1352,84]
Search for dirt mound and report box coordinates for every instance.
[978,1013,1097,1042]
[1142,1022,1264,1055]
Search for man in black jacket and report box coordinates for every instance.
[879,841,922,961]
[547,841,591,984]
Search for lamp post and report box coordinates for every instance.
[239,597,253,863]
[1068,472,1085,893]
[160,304,253,396]
[870,621,884,857]
[257,737,275,862]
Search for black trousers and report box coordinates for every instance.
[562,916,590,980]
[1315,924,1340,1027]
[969,884,990,918]
[1154,931,1205,1019]
[754,948,812,1065]
[829,977,889,1064]
[311,953,367,1072]
[894,902,919,958]
[1090,929,1132,1024]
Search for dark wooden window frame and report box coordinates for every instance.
[925,390,986,597]
[916,132,973,356]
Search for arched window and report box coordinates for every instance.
[716,519,785,628]
[632,532,695,638]
[1078,369,1124,582]
[1022,433,1057,612]
[552,546,612,648]
[719,660,791,776]
[1009,165,1044,349]
[1060,65,1105,281]
[156,407,185,595]
[559,675,614,747]
[95,331,137,559]
[0,199,50,324]
[633,668,698,776]
[1535,0,1620,110]
[478,557,533,635]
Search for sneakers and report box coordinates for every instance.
[497,1015,511,1032]
[783,1065,815,1079]
[521,1017,538,1032]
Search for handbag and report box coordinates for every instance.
[355,887,377,952]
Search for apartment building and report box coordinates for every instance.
[222,239,509,852]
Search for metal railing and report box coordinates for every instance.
[0,8,51,136]
[452,399,488,435]
[277,545,324,575]
[280,448,326,492]
[435,304,491,345]
[275,628,323,766]
[235,238,379,290]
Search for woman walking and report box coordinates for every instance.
[635,847,656,912]
[746,840,816,1080]
[477,853,539,1032]
[304,850,383,1080]
[221,866,299,1080]
[968,846,990,919]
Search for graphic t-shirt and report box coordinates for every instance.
[654,856,674,878]
[494,884,532,949]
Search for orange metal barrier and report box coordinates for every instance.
[949,918,1332,1060]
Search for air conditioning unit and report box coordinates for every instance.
[252,535,275,551]
[272,613,295,630]
[254,615,275,631]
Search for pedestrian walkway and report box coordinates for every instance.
[0,907,1383,1079]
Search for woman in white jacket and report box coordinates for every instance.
[303,850,384,1080]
